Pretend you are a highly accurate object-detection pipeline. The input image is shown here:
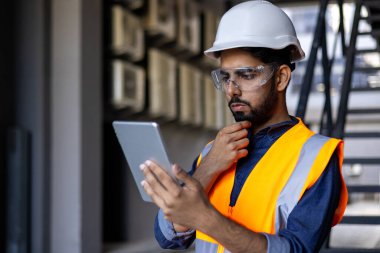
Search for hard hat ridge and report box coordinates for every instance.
[204,0,305,62]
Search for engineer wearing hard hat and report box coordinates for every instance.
[140,1,348,252]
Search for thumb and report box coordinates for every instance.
[172,164,195,187]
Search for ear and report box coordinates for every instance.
[275,65,291,92]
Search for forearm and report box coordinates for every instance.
[199,207,267,253]
[192,160,222,194]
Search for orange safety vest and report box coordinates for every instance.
[195,119,347,253]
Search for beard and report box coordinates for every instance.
[228,80,278,126]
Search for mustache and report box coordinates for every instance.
[228,97,251,108]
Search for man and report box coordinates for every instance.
[140,1,348,252]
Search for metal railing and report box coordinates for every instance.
[296,0,346,136]
[296,0,380,252]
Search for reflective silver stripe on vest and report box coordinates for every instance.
[195,239,232,253]
[195,238,219,253]
[274,134,330,233]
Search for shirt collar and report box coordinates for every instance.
[254,115,299,138]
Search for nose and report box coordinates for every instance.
[225,80,241,97]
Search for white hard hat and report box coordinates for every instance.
[204,0,305,62]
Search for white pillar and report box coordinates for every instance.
[50,0,102,252]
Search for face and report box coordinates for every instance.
[220,48,279,127]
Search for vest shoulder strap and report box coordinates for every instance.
[275,133,333,232]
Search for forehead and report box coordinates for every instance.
[220,48,263,69]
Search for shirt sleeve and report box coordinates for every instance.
[153,157,199,249]
[154,209,195,249]
[264,150,342,253]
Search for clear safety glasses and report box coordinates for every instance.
[211,64,277,92]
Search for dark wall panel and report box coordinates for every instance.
[0,1,15,251]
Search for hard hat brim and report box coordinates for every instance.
[204,38,305,63]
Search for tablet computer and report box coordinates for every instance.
[112,121,173,202]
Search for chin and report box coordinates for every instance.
[233,112,253,122]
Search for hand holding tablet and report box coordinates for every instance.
[112,121,175,202]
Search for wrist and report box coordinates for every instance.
[197,156,227,179]
[173,223,190,233]
[197,205,221,235]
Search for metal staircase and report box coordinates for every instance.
[296,0,380,252]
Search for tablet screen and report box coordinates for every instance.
[112,121,172,202]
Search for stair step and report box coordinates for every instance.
[358,31,372,36]
[358,30,380,37]
[361,14,380,22]
[354,66,380,72]
[344,158,380,164]
[341,215,380,225]
[344,132,380,138]
[347,108,380,114]
[351,86,380,92]
[347,185,380,193]
[355,48,380,54]
[321,248,380,253]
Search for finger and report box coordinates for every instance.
[223,121,251,134]
[144,160,181,192]
[141,180,166,208]
[229,128,250,142]
[233,137,250,150]
[140,163,168,196]
[237,120,252,129]
[172,164,197,189]
[236,149,249,159]
[224,139,249,157]
[226,148,249,164]
[218,122,250,143]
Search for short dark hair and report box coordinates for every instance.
[240,46,296,71]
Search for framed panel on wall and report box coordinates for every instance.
[148,48,177,119]
[202,10,220,67]
[177,0,200,55]
[145,0,176,43]
[123,0,144,10]
[215,81,226,130]
[112,5,145,61]
[179,63,203,126]
[203,76,226,130]
[203,76,216,129]
[111,60,146,112]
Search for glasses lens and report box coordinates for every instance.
[211,70,224,90]
[211,65,275,92]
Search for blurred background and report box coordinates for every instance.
[1,0,380,252]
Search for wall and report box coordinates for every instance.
[50,0,102,252]
[12,0,51,251]
[5,0,103,252]
[0,1,15,251]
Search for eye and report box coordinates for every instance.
[236,69,257,80]
[219,71,230,83]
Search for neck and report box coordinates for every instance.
[251,102,291,135]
